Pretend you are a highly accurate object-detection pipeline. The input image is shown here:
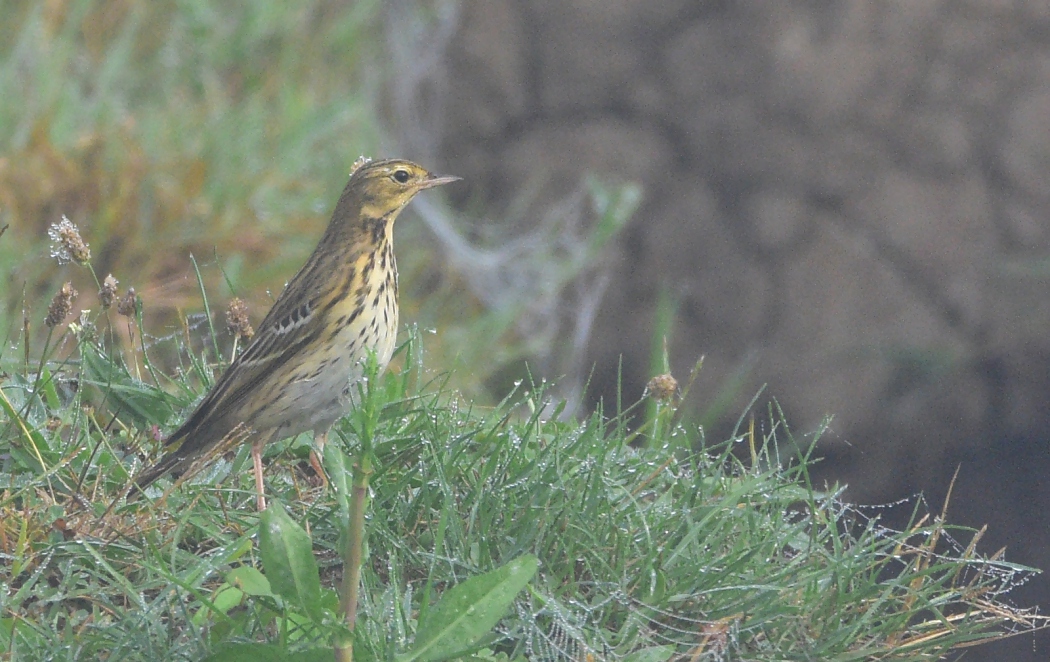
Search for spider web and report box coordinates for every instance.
[490,494,1043,661]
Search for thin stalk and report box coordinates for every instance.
[336,453,373,662]
[133,296,164,386]
[125,316,142,381]
[22,326,55,416]
[189,253,222,364]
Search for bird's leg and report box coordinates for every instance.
[252,435,268,511]
[309,429,329,488]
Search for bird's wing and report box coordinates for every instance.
[159,249,339,458]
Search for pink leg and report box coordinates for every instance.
[252,436,267,511]
[309,430,329,487]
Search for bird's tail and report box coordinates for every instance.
[127,423,252,501]
[126,429,194,501]
[127,448,186,501]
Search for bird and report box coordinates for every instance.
[132,157,460,510]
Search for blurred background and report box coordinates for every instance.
[2,2,1049,659]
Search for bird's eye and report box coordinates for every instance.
[392,169,410,184]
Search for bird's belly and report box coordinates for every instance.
[254,301,398,436]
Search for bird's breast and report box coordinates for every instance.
[333,242,399,369]
[257,260,399,435]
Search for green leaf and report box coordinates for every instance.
[0,617,13,654]
[279,609,322,644]
[203,642,335,662]
[622,646,675,662]
[399,555,538,662]
[228,565,273,597]
[323,442,353,523]
[39,367,61,410]
[0,386,52,473]
[192,584,244,626]
[0,615,49,655]
[259,502,323,622]
[79,341,179,426]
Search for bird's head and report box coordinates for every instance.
[345,158,460,221]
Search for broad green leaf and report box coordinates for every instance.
[623,646,675,662]
[192,584,244,626]
[399,555,538,662]
[227,565,274,597]
[259,502,323,622]
[79,340,179,426]
[203,642,335,662]
[279,609,322,644]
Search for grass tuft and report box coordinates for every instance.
[0,278,1045,660]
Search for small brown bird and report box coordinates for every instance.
[133,158,459,509]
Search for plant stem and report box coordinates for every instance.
[336,452,373,662]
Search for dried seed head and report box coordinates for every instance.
[116,287,137,317]
[48,216,91,265]
[45,281,78,328]
[225,297,254,340]
[646,373,678,402]
[349,155,372,177]
[99,274,119,309]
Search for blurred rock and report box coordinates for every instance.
[436,4,1050,655]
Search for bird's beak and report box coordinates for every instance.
[417,173,462,190]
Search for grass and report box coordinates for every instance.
[0,271,1046,660]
